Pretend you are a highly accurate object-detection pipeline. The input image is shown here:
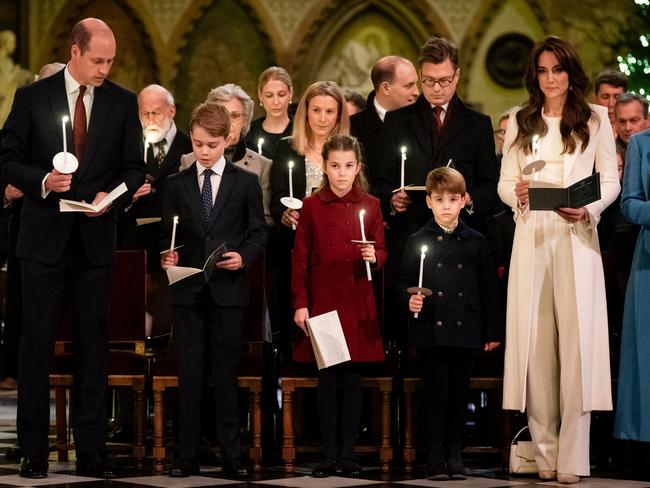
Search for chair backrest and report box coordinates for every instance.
[54,250,147,354]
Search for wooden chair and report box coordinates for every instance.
[151,254,266,472]
[49,250,148,467]
[280,269,394,473]
[401,349,511,472]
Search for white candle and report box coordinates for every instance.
[144,140,149,162]
[532,134,540,161]
[257,137,264,155]
[359,209,372,281]
[415,244,427,318]
[288,161,294,199]
[169,215,178,253]
[61,116,69,163]
[400,146,407,189]
[418,245,427,288]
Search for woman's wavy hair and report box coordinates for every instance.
[291,81,349,155]
[514,36,597,155]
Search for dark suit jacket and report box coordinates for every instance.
[396,219,503,349]
[350,91,383,190]
[375,94,499,235]
[0,69,145,266]
[162,160,267,306]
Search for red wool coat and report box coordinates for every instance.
[291,186,387,363]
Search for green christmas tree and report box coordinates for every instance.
[617,0,650,99]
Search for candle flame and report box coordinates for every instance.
[62,116,69,123]
[400,146,407,154]
[532,134,540,143]
[288,160,294,169]
[258,137,264,145]
[359,209,365,217]
[421,245,428,253]
[173,215,179,224]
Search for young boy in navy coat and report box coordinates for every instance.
[396,167,503,480]
[161,102,266,477]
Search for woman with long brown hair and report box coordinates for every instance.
[498,37,619,484]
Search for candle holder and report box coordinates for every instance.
[407,286,433,319]
[523,159,546,185]
[52,151,79,174]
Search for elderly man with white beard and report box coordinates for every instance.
[118,84,192,336]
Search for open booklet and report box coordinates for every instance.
[59,182,128,212]
[528,173,601,210]
[305,310,351,370]
[166,242,227,289]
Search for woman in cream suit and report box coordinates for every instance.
[498,37,619,484]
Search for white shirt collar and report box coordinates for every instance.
[196,156,226,177]
[430,101,449,113]
[373,97,388,122]
[164,122,177,146]
[63,65,95,97]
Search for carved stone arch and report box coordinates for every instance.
[459,0,546,96]
[290,0,450,96]
[171,0,276,129]
[41,0,157,92]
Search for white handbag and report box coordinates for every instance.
[509,426,538,474]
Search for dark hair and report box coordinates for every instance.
[190,102,231,138]
[70,21,93,53]
[514,36,595,155]
[418,36,459,70]
[615,92,649,118]
[370,56,401,89]
[343,89,366,112]
[318,134,368,193]
[594,69,628,95]
[425,167,466,196]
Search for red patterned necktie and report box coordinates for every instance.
[434,105,444,130]
[74,85,87,161]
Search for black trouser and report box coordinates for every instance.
[417,347,474,449]
[173,295,243,462]
[18,231,111,458]
[317,362,362,461]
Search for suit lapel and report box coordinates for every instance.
[413,96,433,154]
[156,136,184,181]
[77,82,111,180]
[208,161,236,227]
[47,71,71,156]
[181,164,205,225]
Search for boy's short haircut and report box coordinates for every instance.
[189,102,231,138]
[426,167,466,196]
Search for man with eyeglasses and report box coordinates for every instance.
[376,36,498,236]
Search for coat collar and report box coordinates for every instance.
[316,185,365,203]
[424,217,473,239]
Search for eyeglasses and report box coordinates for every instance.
[421,72,457,88]
[229,112,244,121]
[493,129,506,137]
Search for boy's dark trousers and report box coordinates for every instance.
[173,290,244,462]
[417,347,474,452]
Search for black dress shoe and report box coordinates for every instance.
[19,456,48,479]
[76,452,116,478]
[446,443,466,480]
[221,457,249,478]
[169,459,200,477]
[340,458,361,477]
[311,459,337,478]
[426,444,449,480]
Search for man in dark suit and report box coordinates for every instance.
[350,55,419,189]
[0,18,145,478]
[375,36,498,345]
[161,102,266,478]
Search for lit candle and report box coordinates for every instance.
[532,134,540,161]
[61,116,69,163]
[415,244,428,318]
[288,161,294,199]
[446,158,453,168]
[169,216,178,254]
[144,140,149,162]
[359,209,372,281]
[400,146,407,189]
[257,137,264,155]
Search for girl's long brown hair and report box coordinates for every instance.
[514,36,597,155]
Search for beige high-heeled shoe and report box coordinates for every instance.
[557,472,580,484]
[538,470,556,480]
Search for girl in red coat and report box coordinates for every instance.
[292,134,387,477]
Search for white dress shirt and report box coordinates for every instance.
[196,157,226,205]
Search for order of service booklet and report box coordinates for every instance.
[59,182,128,212]
[528,173,601,210]
[305,310,351,370]
[166,243,227,289]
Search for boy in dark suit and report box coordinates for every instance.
[396,167,502,481]
[161,102,266,477]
